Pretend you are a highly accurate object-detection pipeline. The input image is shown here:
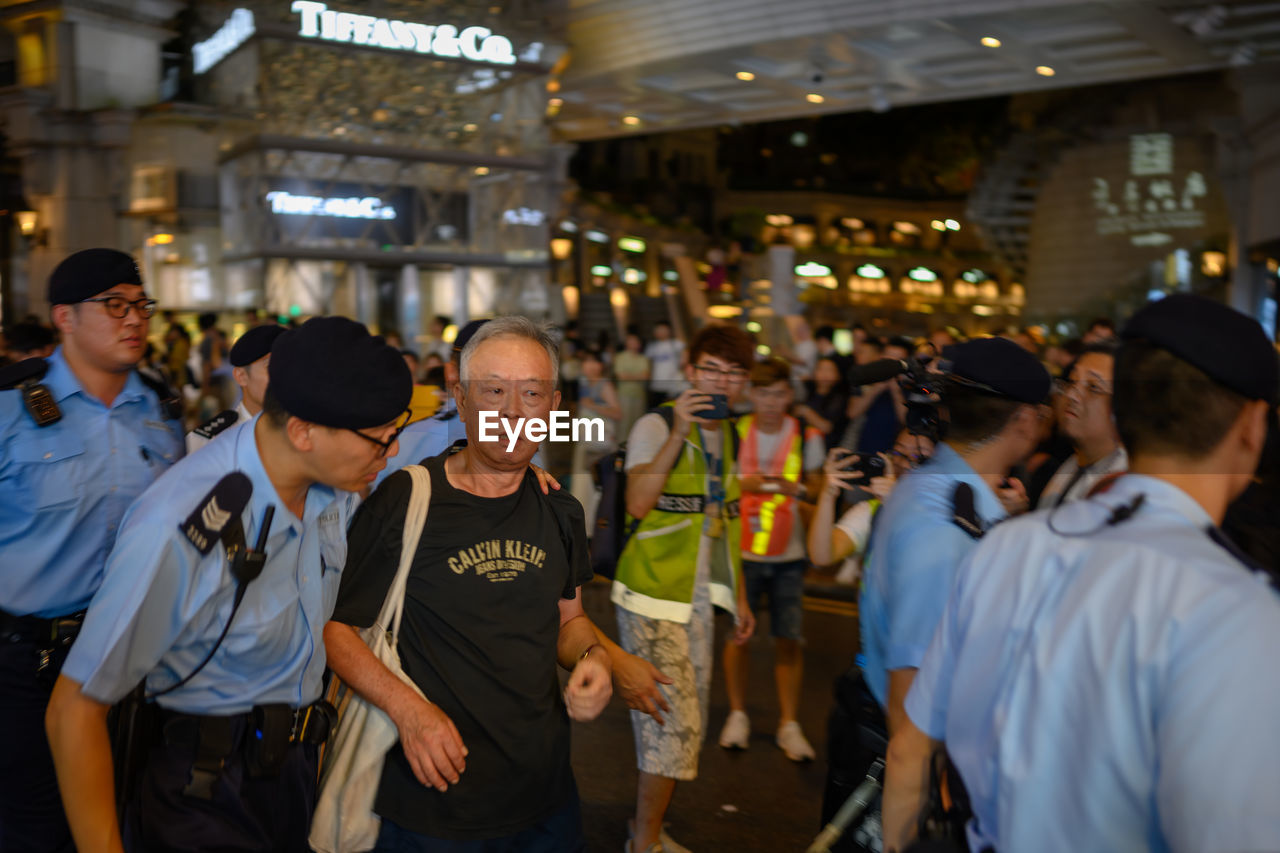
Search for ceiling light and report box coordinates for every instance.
[1036,65,1056,76]
[981,36,1001,48]
[474,166,489,175]
[548,97,563,107]
[945,219,961,231]
[736,71,755,81]
[930,220,946,231]
[806,93,824,104]
[622,115,641,126]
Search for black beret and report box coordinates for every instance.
[948,337,1051,404]
[48,248,143,305]
[451,319,489,362]
[1121,294,1278,404]
[229,324,286,367]
[268,317,412,429]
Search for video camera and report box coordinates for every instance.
[845,355,945,442]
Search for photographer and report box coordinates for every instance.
[808,429,935,585]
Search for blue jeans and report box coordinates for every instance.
[373,788,585,853]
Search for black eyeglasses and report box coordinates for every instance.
[694,363,749,383]
[82,296,158,319]
[1053,377,1112,397]
[344,409,412,457]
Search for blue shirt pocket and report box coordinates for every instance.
[11,430,87,509]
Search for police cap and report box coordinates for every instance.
[48,249,143,305]
[948,337,1051,404]
[229,324,286,367]
[268,317,412,429]
[451,319,489,363]
[1121,293,1278,404]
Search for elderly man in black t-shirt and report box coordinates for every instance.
[325,316,625,852]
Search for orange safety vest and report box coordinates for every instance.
[736,414,815,557]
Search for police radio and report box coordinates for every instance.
[0,357,61,427]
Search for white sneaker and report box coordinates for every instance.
[627,820,689,853]
[776,720,816,762]
[718,709,751,749]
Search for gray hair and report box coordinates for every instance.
[458,315,560,384]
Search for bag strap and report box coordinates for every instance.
[373,465,431,643]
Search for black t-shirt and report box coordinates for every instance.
[332,452,593,839]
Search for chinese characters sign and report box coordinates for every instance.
[1093,134,1208,245]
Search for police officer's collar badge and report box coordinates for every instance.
[181,472,253,556]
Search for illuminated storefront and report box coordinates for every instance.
[121,0,566,337]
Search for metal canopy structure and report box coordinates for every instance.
[553,0,1280,140]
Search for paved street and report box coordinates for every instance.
[571,579,861,853]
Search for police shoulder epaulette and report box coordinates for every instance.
[179,472,252,556]
[192,409,239,440]
[0,356,49,390]
[135,370,184,421]
[951,482,984,539]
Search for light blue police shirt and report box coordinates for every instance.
[63,415,359,714]
[906,474,1280,852]
[375,410,461,488]
[859,442,1004,707]
[0,347,184,618]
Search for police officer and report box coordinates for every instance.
[186,323,286,454]
[0,248,184,852]
[841,338,1047,849]
[45,316,412,852]
[883,294,1280,851]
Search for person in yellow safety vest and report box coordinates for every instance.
[718,358,826,762]
[612,324,757,853]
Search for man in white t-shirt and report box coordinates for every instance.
[718,358,825,761]
[644,320,686,407]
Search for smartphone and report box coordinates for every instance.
[700,393,732,419]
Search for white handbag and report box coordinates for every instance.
[310,465,431,853]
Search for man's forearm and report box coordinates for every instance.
[323,621,425,723]
[624,429,688,518]
[808,488,839,565]
[882,718,941,852]
[557,613,603,671]
[46,676,124,853]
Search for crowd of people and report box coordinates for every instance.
[1,246,1278,853]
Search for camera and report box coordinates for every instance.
[842,453,886,487]
[846,355,945,442]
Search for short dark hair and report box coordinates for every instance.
[815,325,835,342]
[886,335,915,353]
[1088,317,1115,332]
[688,324,753,370]
[198,312,218,331]
[7,322,54,354]
[944,384,1025,445]
[423,365,446,387]
[750,357,792,388]
[1078,341,1119,359]
[261,385,292,428]
[1113,341,1247,460]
